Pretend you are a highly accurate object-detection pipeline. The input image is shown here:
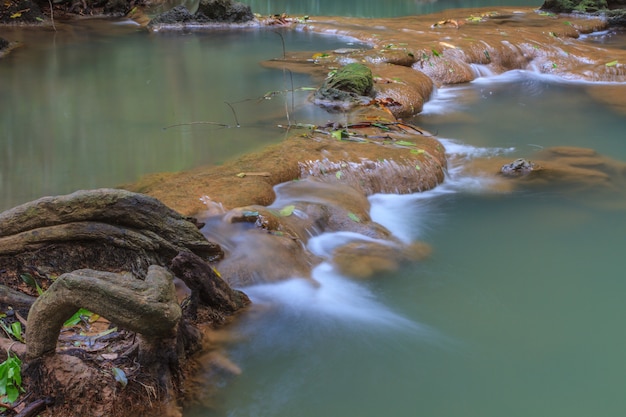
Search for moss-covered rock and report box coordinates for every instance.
[314,63,374,110]
[196,0,253,22]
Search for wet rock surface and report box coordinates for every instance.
[501,158,536,177]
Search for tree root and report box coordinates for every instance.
[25,265,181,360]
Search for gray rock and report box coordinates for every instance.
[500,158,536,177]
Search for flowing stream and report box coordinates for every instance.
[1,1,626,416]
[186,43,626,417]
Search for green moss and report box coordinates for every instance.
[314,63,373,104]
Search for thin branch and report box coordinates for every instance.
[287,68,295,114]
[15,397,55,417]
[48,0,57,32]
[162,121,231,130]
[283,68,291,126]
[273,30,286,59]
[224,101,240,127]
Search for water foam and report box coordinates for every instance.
[420,85,469,115]
[231,138,514,346]
[234,262,434,349]
[307,231,396,258]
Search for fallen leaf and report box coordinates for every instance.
[348,212,361,222]
[101,353,118,360]
[112,367,128,388]
[279,205,295,216]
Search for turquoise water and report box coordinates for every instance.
[0,22,360,210]
[187,74,626,416]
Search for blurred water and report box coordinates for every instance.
[188,75,626,417]
[0,22,362,210]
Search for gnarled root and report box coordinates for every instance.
[25,265,181,360]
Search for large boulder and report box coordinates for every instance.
[196,0,254,22]
[148,0,254,27]
[541,0,626,25]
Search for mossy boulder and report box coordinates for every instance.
[314,63,374,110]
[196,0,254,22]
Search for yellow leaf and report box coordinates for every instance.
[279,205,295,216]
[10,12,22,18]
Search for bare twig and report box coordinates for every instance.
[162,121,231,130]
[287,68,295,114]
[48,0,57,32]
[224,101,240,127]
[283,68,291,126]
[273,30,286,59]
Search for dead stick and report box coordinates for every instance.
[162,121,230,130]
[224,101,240,127]
[15,397,54,417]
